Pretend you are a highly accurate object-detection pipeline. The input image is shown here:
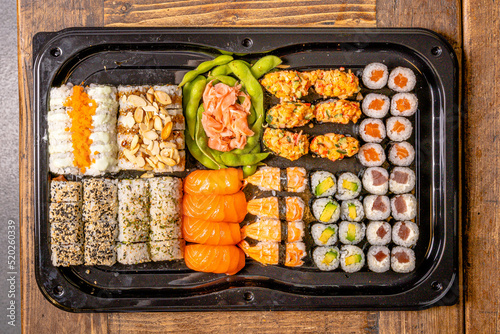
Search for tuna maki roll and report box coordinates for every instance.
[362,93,390,118]
[391,194,417,221]
[311,171,337,197]
[366,221,392,245]
[338,221,366,245]
[313,246,340,271]
[340,199,364,222]
[367,245,390,273]
[389,167,416,194]
[311,223,338,246]
[388,67,416,92]
[392,221,419,247]
[336,172,362,200]
[388,142,415,166]
[312,198,340,223]
[390,93,418,117]
[362,62,389,89]
[386,117,413,141]
[362,167,389,195]
[340,245,365,273]
[358,143,386,167]
[391,246,416,273]
[364,195,391,220]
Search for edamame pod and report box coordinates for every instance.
[185,75,207,140]
[220,152,269,167]
[179,55,233,87]
[243,165,258,178]
[186,133,220,170]
[250,55,282,79]
[210,64,232,77]
[207,75,238,87]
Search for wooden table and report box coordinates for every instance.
[18,0,499,333]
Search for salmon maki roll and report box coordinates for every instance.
[310,69,360,99]
[241,218,305,242]
[183,191,247,223]
[182,216,241,246]
[314,100,361,124]
[359,118,386,143]
[244,166,307,192]
[263,128,309,161]
[310,133,360,162]
[238,240,306,267]
[358,143,386,167]
[185,244,245,275]
[260,70,312,101]
[184,168,243,195]
[247,196,305,222]
[266,102,315,128]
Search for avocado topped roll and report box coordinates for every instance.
[312,198,340,224]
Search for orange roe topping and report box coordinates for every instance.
[365,123,381,138]
[368,98,385,111]
[370,70,384,82]
[396,98,411,112]
[364,147,380,161]
[393,120,406,133]
[64,86,96,173]
[396,145,409,159]
[394,73,408,88]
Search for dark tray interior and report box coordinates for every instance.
[33,28,459,311]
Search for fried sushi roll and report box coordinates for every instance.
[263,128,309,161]
[310,69,360,99]
[266,102,314,128]
[314,100,361,124]
[260,70,312,101]
[310,133,359,162]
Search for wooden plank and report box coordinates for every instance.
[18,1,108,333]
[463,0,500,333]
[377,0,464,333]
[104,0,376,27]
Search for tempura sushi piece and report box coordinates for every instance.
[336,172,362,200]
[391,194,417,221]
[51,243,84,267]
[311,171,336,197]
[185,244,245,275]
[388,142,415,166]
[340,199,365,222]
[362,167,389,195]
[313,246,340,271]
[364,195,391,220]
[312,198,340,223]
[311,223,338,246]
[391,246,416,273]
[183,191,247,223]
[310,69,361,99]
[340,245,365,273]
[241,218,304,242]
[358,143,386,167]
[359,118,386,143]
[244,166,307,192]
[338,221,366,245]
[366,221,392,246]
[362,63,389,89]
[362,93,390,118]
[149,239,185,261]
[367,246,390,273]
[84,220,118,242]
[386,117,413,141]
[116,242,150,265]
[260,70,312,101]
[238,240,306,267]
[389,167,416,194]
[388,67,416,92]
[84,240,116,266]
[310,133,359,162]
[266,102,314,128]
[392,221,419,247]
[50,180,82,203]
[390,93,418,117]
[314,100,361,124]
[49,202,82,224]
[50,221,84,245]
[182,216,241,245]
[247,196,305,222]
[184,168,243,195]
[263,128,309,161]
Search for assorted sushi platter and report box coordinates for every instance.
[33,28,458,311]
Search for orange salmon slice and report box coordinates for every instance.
[365,123,381,138]
[394,73,408,88]
[370,70,384,82]
[396,98,411,112]
[368,98,385,111]
[364,147,380,161]
[396,145,409,159]
[393,120,406,133]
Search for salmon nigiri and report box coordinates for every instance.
[183,191,247,223]
[244,167,307,192]
[182,216,241,245]
[238,240,306,267]
[185,244,245,275]
[241,218,304,242]
[246,196,304,222]
[184,168,243,195]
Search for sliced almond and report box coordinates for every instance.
[119,95,127,105]
[144,164,153,171]
[148,119,154,131]
[128,95,147,108]
[143,137,152,146]
[123,149,136,162]
[154,90,172,105]
[151,141,160,156]
[147,87,154,95]
[157,161,165,170]
[134,107,144,123]
[161,122,173,140]
[143,105,158,113]
[130,135,139,149]
[144,130,159,141]
[144,111,150,125]
[153,116,163,131]
[150,155,159,164]
[135,156,146,168]
[153,102,159,109]
[145,157,157,169]
[140,172,154,179]
[121,112,136,128]
[172,148,180,164]
[130,144,140,155]
[147,141,154,152]
[162,157,177,167]
[164,115,172,124]
[139,123,148,133]
[160,142,177,149]
[146,93,154,104]
[159,107,168,115]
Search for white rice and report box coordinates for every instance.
[313,246,340,271]
[391,246,416,273]
[311,223,338,246]
[311,171,337,197]
[84,240,117,266]
[149,239,185,261]
[386,117,413,141]
[150,219,182,241]
[340,199,364,222]
[359,118,386,143]
[362,93,390,118]
[389,167,416,194]
[362,62,389,89]
[367,245,390,273]
[338,221,366,245]
[340,245,365,273]
[362,167,389,195]
[358,143,386,167]
[363,195,391,220]
[388,67,416,92]
[390,93,418,117]
[366,221,392,245]
[392,221,419,247]
[391,194,417,221]
[116,242,150,265]
[388,142,415,166]
[312,198,340,223]
[336,172,362,200]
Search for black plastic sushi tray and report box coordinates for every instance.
[33,28,459,312]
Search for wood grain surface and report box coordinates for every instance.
[17,0,472,333]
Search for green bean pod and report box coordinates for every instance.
[179,55,233,87]
[220,152,269,167]
[250,55,282,79]
[185,75,207,140]
[195,104,226,169]
[185,132,220,170]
